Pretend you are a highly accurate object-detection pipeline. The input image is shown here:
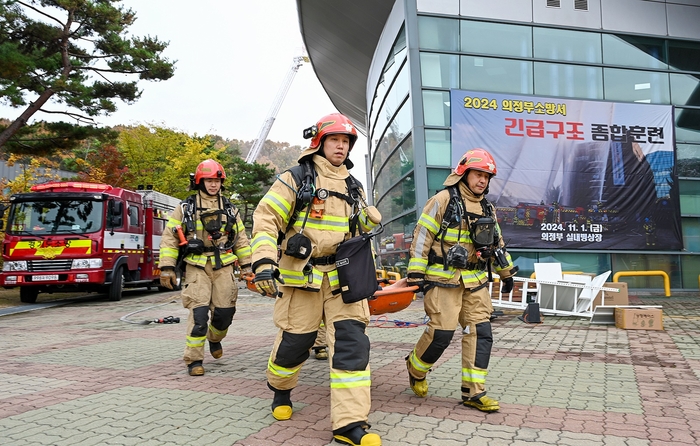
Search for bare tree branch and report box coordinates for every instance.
[39,109,96,124]
[16,1,65,27]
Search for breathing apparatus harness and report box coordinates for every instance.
[430,185,512,288]
[274,160,368,278]
[178,192,239,270]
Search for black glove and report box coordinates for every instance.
[407,272,425,293]
[501,277,514,294]
[253,266,285,297]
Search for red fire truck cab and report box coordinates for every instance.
[0,182,181,303]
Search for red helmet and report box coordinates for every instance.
[194,159,226,185]
[306,113,358,150]
[453,148,497,177]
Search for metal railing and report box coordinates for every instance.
[612,270,671,297]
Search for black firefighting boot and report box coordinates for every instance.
[209,341,223,359]
[269,383,293,421]
[333,425,381,446]
[187,360,205,376]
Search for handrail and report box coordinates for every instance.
[612,270,670,297]
[386,271,401,281]
[376,269,387,279]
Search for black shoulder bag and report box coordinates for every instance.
[334,181,383,304]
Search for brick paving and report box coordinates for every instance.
[1,288,699,445]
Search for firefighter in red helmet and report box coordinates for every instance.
[405,148,517,412]
[159,159,252,376]
[251,113,383,446]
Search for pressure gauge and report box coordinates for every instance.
[316,188,329,200]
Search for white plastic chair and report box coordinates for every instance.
[534,263,563,282]
[532,263,563,307]
[575,271,611,313]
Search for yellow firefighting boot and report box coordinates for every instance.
[209,341,223,359]
[406,358,428,397]
[314,347,328,360]
[463,392,500,412]
[333,426,381,446]
[270,386,293,421]
[187,360,205,376]
[409,375,428,397]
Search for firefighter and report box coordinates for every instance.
[159,159,252,376]
[312,322,328,359]
[251,113,382,446]
[405,148,518,412]
[644,217,657,247]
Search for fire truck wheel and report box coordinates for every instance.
[108,267,125,301]
[20,287,39,304]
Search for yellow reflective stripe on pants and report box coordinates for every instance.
[268,356,301,379]
[186,335,206,349]
[330,370,371,389]
[409,349,431,374]
[208,324,227,337]
[462,368,487,384]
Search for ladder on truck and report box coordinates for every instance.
[245,54,309,164]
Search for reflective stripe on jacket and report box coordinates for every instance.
[159,191,252,269]
[408,181,514,288]
[252,154,380,291]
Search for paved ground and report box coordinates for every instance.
[1,287,699,446]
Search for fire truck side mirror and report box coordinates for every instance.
[108,200,123,227]
[111,201,123,216]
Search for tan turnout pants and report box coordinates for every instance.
[407,283,493,397]
[181,260,238,363]
[266,274,371,431]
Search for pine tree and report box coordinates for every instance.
[0,0,175,153]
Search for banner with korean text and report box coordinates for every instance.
[450,89,682,250]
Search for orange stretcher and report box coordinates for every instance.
[368,278,418,315]
[243,274,418,315]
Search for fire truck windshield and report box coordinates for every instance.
[7,199,104,235]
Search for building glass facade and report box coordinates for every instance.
[368,2,700,291]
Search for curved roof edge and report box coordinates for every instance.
[296,0,394,135]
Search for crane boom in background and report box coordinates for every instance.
[245,55,309,164]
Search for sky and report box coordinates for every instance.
[0,1,369,185]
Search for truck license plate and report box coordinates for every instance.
[33,275,59,281]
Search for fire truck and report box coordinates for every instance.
[0,181,182,303]
[509,202,586,227]
[512,202,553,227]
